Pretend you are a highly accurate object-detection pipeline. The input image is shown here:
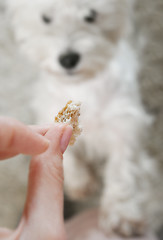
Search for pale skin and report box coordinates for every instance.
[0,117,72,240]
[0,117,151,240]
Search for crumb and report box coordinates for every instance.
[55,100,82,145]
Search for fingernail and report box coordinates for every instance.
[60,126,73,154]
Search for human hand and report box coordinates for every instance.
[0,120,72,240]
[0,117,51,159]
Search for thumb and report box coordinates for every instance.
[19,124,72,240]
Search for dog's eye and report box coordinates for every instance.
[42,15,52,24]
[84,10,97,23]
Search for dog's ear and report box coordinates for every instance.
[97,0,135,43]
[6,0,23,21]
[6,0,22,12]
[6,0,30,43]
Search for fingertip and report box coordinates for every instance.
[43,124,72,155]
[27,134,50,156]
[38,137,50,153]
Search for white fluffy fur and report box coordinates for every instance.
[7,0,163,236]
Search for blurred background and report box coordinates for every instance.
[0,0,162,238]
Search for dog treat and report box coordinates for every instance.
[55,100,82,145]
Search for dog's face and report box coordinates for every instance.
[8,0,133,81]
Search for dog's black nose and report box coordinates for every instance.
[59,52,80,69]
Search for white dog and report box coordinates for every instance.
[7,0,163,236]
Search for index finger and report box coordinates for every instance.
[0,117,49,157]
